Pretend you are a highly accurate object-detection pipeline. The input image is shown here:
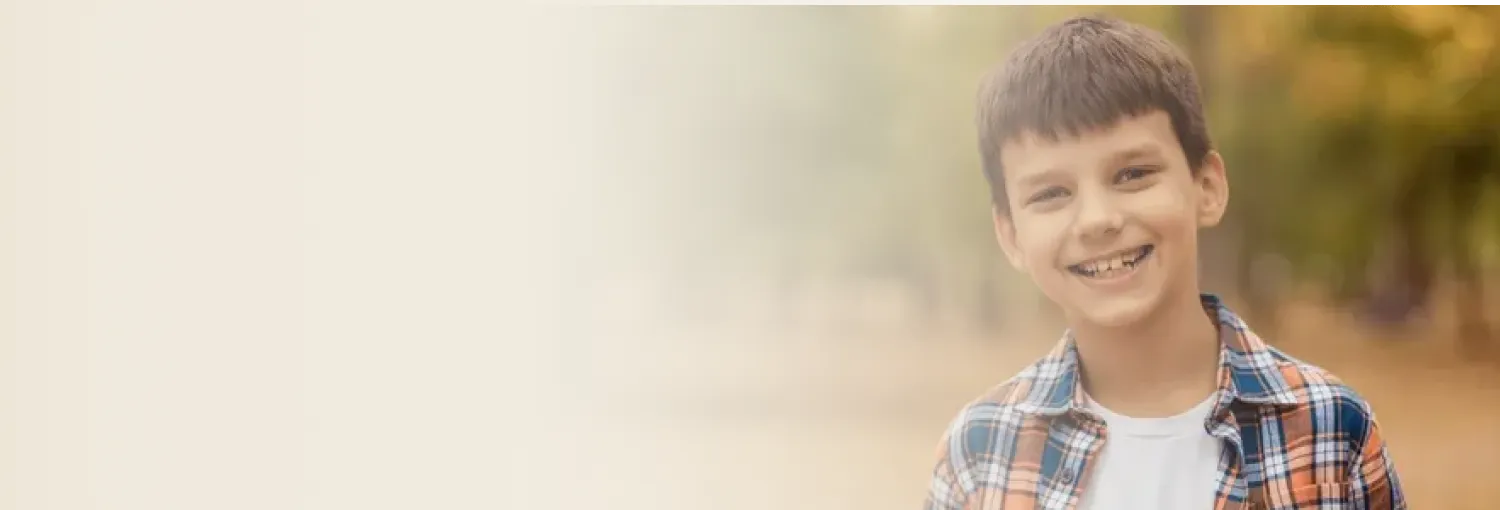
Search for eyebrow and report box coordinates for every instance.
[1108,143,1164,167]
[1013,167,1065,192]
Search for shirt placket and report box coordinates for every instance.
[1041,414,1107,510]
[1209,407,1252,510]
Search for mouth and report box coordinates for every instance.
[1067,245,1154,280]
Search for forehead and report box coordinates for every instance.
[998,110,1183,181]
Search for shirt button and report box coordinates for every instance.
[1058,468,1076,484]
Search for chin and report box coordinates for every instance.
[1076,298,1158,329]
[1050,284,1168,331]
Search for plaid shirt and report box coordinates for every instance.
[924,295,1405,510]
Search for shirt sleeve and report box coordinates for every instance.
[923,418,973,510]
[1347,418,1406,510]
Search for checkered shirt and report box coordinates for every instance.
[923,295,1405,510]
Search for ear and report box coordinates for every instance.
[1195,151,1230,227]
[993,206,1027,272]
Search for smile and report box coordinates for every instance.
[1067,245,1154,279]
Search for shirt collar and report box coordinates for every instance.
[1010,294,1301,416]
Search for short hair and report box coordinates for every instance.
[976,14,1213,214]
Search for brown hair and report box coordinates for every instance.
[976,14,1213,214]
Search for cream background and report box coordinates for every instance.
[7,3,604,508]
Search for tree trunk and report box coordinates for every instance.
[1367,177,1435,326]
[1178,6,1215,98]
[1450,142,1490,357]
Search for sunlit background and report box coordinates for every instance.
[563,6,1500,509]
[6,4,1499,510]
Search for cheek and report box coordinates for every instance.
[1014,223,1064,266]
[1126,186,1198,234]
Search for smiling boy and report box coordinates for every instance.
[923,14,1405,510]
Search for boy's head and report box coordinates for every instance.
[977,14,1230,329]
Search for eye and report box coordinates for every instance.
[1026,186,1070,205]
[1114,166,1159,185]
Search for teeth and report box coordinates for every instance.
[1076,246,1149,279]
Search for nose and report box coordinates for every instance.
[1072,187,1124,241]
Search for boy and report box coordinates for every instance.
[923,14,1405,510]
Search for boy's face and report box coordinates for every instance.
[992,110,1228,330]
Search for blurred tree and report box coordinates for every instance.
[1210,6,1500,350]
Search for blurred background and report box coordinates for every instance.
[561,6,1500,510]
[5,4,1498,510]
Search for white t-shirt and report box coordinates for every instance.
[1076,392,1222,510]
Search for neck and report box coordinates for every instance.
[1071,291,1222,417]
